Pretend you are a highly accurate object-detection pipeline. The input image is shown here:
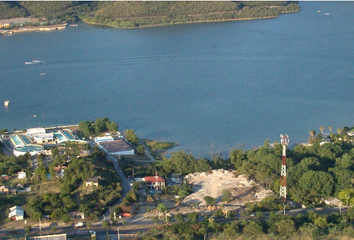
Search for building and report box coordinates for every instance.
[325,197,342,206]
[0,185,9,194]
[94,136,114,143]
[8,206,24,221]
[97,139,135,155]
[143,176,165,190]
[17,171,26,179]
[0,23,11,29]
[85,176,100,187]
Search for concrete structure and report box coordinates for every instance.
[27,128,46,135]
[28,233,67,240]
[13,144,44,157]
[94,136,114,143]
[97,139,134,155]
[17,171,26,179]
[8,206,24,221]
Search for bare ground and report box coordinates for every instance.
[182,169,273,206]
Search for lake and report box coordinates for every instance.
[1,2,354,158]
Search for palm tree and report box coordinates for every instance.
[337,128,342,135]
[320,126,324,134]
[329,126,333,133]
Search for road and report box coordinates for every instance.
[88,140,132,222]
[0,206,350,239]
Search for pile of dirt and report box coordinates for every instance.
[182,169,273,206]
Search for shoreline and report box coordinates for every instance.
[82,12,299,30]
[0,23,67,35]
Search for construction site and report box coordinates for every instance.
[182,169,274,207]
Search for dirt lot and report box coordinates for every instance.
[182,169,273,206]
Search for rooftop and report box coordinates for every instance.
[98,139,134,153]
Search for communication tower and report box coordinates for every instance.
[280,134,289,202]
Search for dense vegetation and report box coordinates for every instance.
[0,142,122,222]
[0,1,300,28]
[142,208,354,240]
[79,117,119,139]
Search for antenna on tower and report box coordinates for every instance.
[280,134,289,203]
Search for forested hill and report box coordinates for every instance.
[0,1,300,28]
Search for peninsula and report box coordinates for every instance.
[0,1,300,30]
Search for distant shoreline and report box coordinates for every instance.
[82,10,299,30]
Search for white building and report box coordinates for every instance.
[17,171,26,179]
[8,206,24,221]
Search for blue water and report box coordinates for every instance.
[62,130,74,140]
[10,135,24,146]
[53,132,65,141]
[1,2,354,157]
[20,135,32,144]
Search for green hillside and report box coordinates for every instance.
[0,1,300,28]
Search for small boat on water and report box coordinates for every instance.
[40,73,45,76]
[4,100,9,107]
[69,24,78,27]
[25,60,42,65]
[325,12,330,15]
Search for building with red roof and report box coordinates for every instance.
[143,176,165,190]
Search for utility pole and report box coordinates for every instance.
[280,134,289,214]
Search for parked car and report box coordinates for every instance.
[75,222,84,228]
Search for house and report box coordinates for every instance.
[8,206,24,221]
[143,176,165,190]
[325,197,342,206]
[85,176,100,187]
[18,171,26,179]
[53,166,67,178]
[0,185,9,194]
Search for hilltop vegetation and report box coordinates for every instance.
[0,1,300,28]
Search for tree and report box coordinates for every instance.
[275,219,296,236]
[151,216,159,225]
[102,220,110,229]
[339,188,354,206]
[314,216,327,228]
[124,129,139,145]
[320,126,324,134]
[204,196,216,206]
[174,213,184,222]
[329,126,333,133]
[296,170,334,204]
[187,212,198,223]
[309,130,316,144]
[157,203,168,215]
[242,221,264,236]
[221,190,232,202]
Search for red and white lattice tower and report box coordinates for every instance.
[280,134,289,202]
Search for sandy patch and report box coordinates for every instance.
[183,169,273,206]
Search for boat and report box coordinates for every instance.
[4,100,9,107]
[69,24,78,27]
[325,13,330,15]
[40,73,45,76]
[32,60,41,63]
[25,62,33,64]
